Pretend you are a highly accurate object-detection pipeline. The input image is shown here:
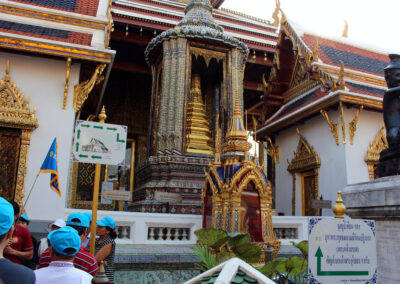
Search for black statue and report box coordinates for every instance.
[378,54,400,177]
[383,54,400,146]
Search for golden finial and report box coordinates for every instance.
[333,190,346,218]
[98,105,107,123]
[312,38,319,62]
[92,261,109,283]
[342,20,348,38]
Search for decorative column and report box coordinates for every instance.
[15,129,33,205]
[174,38,188,151]
[167,39,179,148]
[158,41,172,150]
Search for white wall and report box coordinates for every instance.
[274,106,384,217]
[0,51,80,220]
[274,125,297,216]
[344,109,383,184]
[275,110,348,216]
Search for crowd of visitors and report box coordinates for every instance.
[0,197,117,284]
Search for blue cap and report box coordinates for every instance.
[0,197,14,235]
[20,214,29,222]
[83,212,92,222]
[67,213,89,228]
[48,226,81,256]
[97,216,115,229]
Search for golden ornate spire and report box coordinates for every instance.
[223,94,251,155]
[185,74,213,155]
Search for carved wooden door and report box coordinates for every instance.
[301,171,316,216]
[0,127,21,201]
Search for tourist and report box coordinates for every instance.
[16,214,39,269]
[34,226,92,283]
[95,216,117,283]
[38,213,98,276]
[0,197,35,284]
[37,218,66,256]
[16,214,29,228]
[82,212,99,248]
[4,202,33,265]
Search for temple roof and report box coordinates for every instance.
[8,0,100,16]
[0,19,92,46]
[112,0,278,53]
[145,0,249,64]
[0,0,114,63]
[300,32,390,77]
[173,0,225,9]
[257,18,389,136]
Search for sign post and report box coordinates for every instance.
[308,191,377,283]
[308,218,377,283]
[72,106,127,255]
[311,199,332,209]
[89,108,106,255]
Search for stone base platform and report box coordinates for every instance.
[343,175,400,284]
[113,244,303,284]
[114,245,200,284]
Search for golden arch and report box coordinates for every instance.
[364,126,388,180]
[287,129,320,216]
[0,60,38,205]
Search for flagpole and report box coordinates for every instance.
[12,171,40,236]
[90,106,107,255]
[20,171,40,213]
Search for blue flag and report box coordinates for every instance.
[40,138,61,197]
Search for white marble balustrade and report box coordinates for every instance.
[64,209,308,245]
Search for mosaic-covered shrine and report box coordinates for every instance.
[132,0,249,213]
[202,96,281,257]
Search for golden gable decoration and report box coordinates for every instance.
[0,60,38,205]
[0,60,38,129]
[287,128,321,172]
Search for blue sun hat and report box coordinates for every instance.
[83,212,92,222]
[0,197,14,235]
[48,226,81,256]
[96,216,115,229]
[67,212,90,228]
[19,214,29,222]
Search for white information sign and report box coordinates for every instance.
[73,120,127,165]
[102,190,132,201]
[308,217,377,284]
